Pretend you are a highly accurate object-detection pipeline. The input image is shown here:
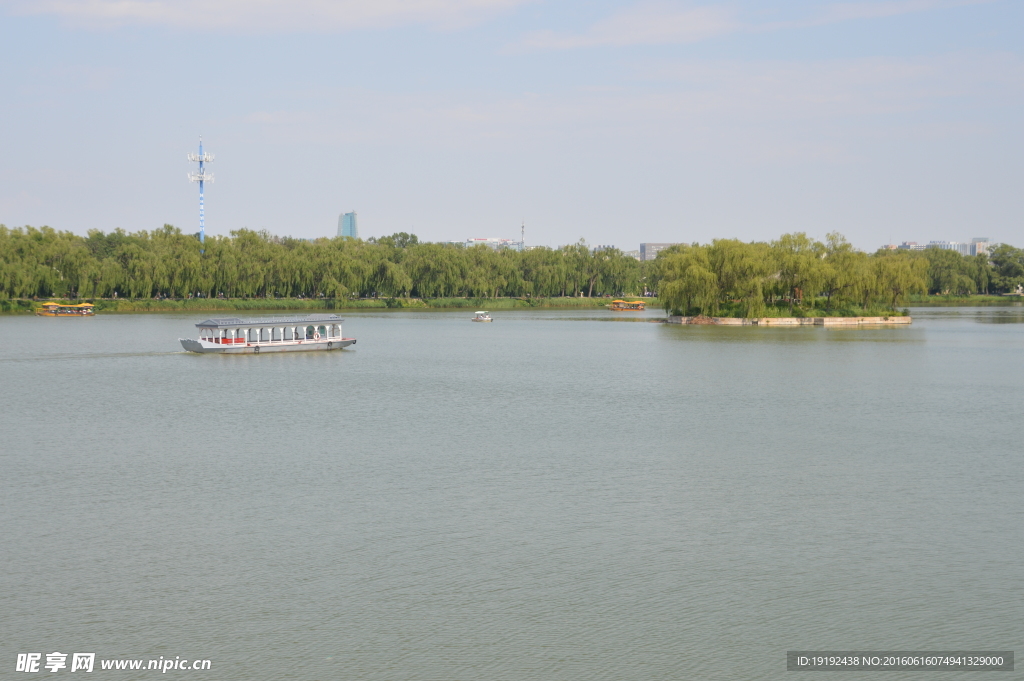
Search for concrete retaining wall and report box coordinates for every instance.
[665,315,912,326]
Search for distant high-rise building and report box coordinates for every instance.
[640,243,680,261]
[927,241,972,256]
[897,242,926,251]
[899,239,988,256]
[338,211,358,238]
[459,237,525,251]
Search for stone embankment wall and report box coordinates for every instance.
[666,315,912,326]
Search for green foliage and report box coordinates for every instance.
[2,225,1017,316]
[923,248,985,295]
[369,232,420,249]
[0,226,648,301]
[658,233,934,317]
[0,295,645,315]
[989,244,1024,293]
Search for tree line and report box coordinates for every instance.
[0,226,643,300]
[1,225,1021,312]
[657,233,1023,317]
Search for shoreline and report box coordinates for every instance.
[907,295,1024,306]
[667,315,913,326]
[0,296,658,315]
[3,295,1020,317]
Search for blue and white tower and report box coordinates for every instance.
[338,211,358,238]
[187,138,214,251]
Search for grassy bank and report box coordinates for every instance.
[413,297,649,309]
[0,298,388,314]
[907,294,1024,306]
[670,301,907,318]
[0,296,660,315]
[673,294,1021,317]
[6,293,1020,317]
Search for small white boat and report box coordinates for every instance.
[180,313,356,354]
[471,311,492,322]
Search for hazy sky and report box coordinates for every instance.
[0,0,1020,250]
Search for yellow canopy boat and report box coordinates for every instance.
[35,302,95,317]
[608,300,645,311]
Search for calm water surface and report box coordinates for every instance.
[2,307,1021,680]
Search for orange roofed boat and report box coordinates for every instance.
[608,300,645,311]
[35,302,95,317]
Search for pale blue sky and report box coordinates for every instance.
[0,0,1020,250]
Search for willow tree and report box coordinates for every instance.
[404,244,457,298]
[518,247,567,297]
[658,245,719,316]
[820,232,867,312]
[772,232,825,314]
[989,244,1024,292]
[871,250,927,308]
[708,239,773,317]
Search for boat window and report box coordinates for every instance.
[306,326,315,339]
[317,325,327,337]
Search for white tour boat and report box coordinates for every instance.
[180,313,356,354]
[471,311,492,322]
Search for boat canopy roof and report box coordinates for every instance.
[195,313,344,329]
[40,302,93,308]
[475,311,488,314]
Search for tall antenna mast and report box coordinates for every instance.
[187,137,214,252]
[521,221,525,251]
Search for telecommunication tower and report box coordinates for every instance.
[187,138,214,251]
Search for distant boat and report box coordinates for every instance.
[180,313,356,354]
[35,302,95,317]
[608,300,645,311]
[471,311,493,322]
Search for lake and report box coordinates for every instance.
[2,306,1021,680]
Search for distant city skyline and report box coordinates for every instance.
[890,238,990,257]
[445,237,526,251]
[640,243,679,261]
